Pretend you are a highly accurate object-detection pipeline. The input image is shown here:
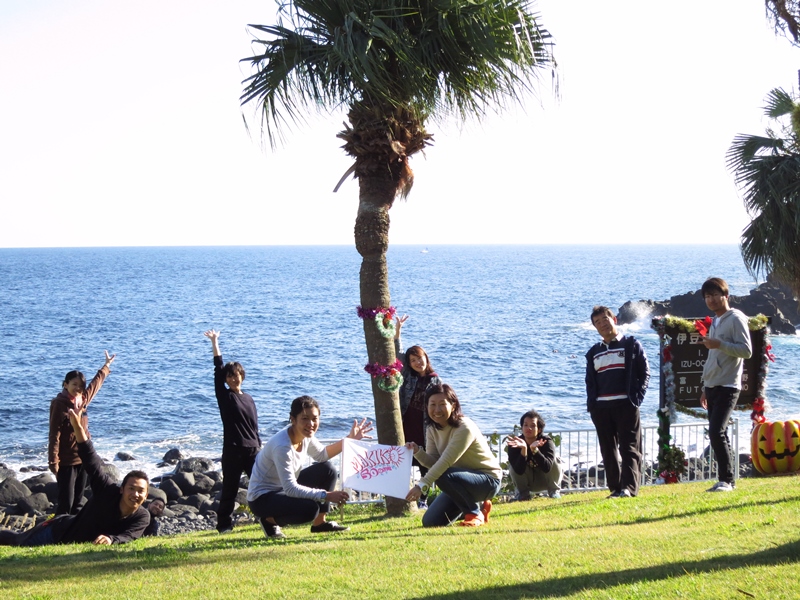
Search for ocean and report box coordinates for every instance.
[1,245,798,480]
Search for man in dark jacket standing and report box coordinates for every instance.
[1,409,150,547]
[585,306,650,498]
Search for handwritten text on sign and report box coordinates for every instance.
[341,438,412,499]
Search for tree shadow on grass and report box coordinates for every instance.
[497,495,799,532]
[404,538,800,600]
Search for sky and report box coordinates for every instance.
[1,0,798,247]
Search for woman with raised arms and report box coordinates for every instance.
[247,395,373,540]
[405,384,502,527]
[394,314,442,508]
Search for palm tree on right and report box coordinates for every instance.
[727,86,800,299]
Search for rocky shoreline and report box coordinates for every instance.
[616,278,798,334]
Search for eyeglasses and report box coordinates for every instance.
[703,293,724,300]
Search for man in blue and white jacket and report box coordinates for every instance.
[585,305,650,498]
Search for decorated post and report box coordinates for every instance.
[651,314,774,481]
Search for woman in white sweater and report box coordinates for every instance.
[247,395,372,539]
[405,384,501,527]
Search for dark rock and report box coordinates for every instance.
[41,482,59,502]
[115,452,137,461]
[17,493,51,515]
[99,463,121,484]
[203,471,223,483]
[21,473,54,494]
[162,448,184,464]
[187,473,215,495]
[19,466,48,473]
[159,478,183,502]
[617,300,669,325]
[239,475,250,489]
[182,493,211,510]
[617,282,797,334]
[174,457,215,473]
[0,478,32,505]
[235,488,248,505]
[0,468,17,484]
[171,503,200,514]
[148,487,168,504]
[198,499,217,515]
[171,472,195,492]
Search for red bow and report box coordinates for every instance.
[694,316,713,337]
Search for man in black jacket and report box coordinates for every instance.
[585,306,650,498]
[0,409,149,547]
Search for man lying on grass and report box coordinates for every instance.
[0,409,150,547]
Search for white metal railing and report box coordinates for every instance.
[315,419,739,502]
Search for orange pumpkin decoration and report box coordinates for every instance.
[751,420,800,474]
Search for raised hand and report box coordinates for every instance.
[68,409,88,443]
[347,418,374,440]
[204,329,220,342]
[103,350,116,369]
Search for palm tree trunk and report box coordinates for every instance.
[354,176,411,516]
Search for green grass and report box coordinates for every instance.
[1,476,799,599]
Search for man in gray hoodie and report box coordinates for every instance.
[699,277,752,492]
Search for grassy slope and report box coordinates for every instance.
[1,476,798,599]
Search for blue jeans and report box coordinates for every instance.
[422,468,501,528]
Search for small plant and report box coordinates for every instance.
[658,444,687,480]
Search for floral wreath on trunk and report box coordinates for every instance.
[357,305,397,339]
[364,360,404,393]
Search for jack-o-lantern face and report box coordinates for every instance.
[751,420,800,474]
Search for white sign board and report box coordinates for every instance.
[341,438,413,499]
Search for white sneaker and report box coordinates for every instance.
[707,481,734,492]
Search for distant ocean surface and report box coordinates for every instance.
[1,245,798,480]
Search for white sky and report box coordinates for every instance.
[0,1,797,248]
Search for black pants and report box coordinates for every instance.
[248,461,337,527]
[56,464,88,515]
[705,385,739,484]
[590,400,642,496]
[217,445,259,531]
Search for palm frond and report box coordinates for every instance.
[241,0,555,147]
[763,87,795,118]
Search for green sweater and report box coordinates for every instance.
[414,417,501,489]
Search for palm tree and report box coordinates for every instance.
[727,87,800,299]
[765,0,800,45]
[240,0,554,512]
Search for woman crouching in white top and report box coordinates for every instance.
[405,384,502,527]
[247,395,373,539]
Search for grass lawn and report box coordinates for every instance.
[1,476,798,599]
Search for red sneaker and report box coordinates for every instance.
[459,513,485,527]
[481,500,492,523]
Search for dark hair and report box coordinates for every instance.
[701,277,729,297]
[405,345,434,376]
[520,409,546,433]
[222,361,245,382]
[122,470,149,489]
[290,395,320,419]
[148,497,165,507]
[424,384,464,430]
[62,370,86,391]
[590,306,614,323]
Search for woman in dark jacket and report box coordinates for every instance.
[506,409,563,500]
[394,315,442,508]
